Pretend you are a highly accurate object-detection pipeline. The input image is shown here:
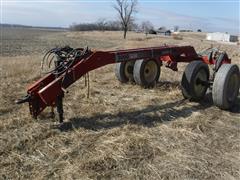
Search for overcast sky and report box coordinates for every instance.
[1,0,239,34]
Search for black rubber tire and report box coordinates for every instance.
[181,61,210,101]
[115,61,135,83]
[133,59,160,88]
[212,64,240,110]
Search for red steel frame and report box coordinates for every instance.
[25,45,231,118]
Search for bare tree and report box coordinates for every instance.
[96,18,107,31]
[141,20,154,33]
[114,0,138,39]
[174,25,179,32]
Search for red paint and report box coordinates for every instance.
[24,46,231,118]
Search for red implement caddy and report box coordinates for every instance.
[16,45,240,124]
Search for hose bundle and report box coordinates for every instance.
[41,46,89,75]
[41,46,92,98]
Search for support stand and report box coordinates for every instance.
[56,94,64,123]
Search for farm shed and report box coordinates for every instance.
[206,32,238,42]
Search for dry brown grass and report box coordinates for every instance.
[0,29,240,179]
[172,34,183,40]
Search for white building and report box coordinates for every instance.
[206,32,238,42]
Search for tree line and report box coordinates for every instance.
[69,19,155,33]
[69,20,122,31]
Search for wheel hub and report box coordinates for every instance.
[124,61,134,79]
[193,69,208,97]
[144,61,158,83]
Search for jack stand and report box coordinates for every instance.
[55,94,73,131]
[56,94,64,123]
[54,55,65,124]
[50,107,55,119]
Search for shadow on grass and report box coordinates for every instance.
[230,96,240,113]
[57,92,224,132]
[54,78,240,131]
[155,80,180,89]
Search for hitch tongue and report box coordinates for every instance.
[15,94,31,104]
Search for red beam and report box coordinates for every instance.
[25,46,206,117]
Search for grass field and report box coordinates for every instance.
[0,27,240,179]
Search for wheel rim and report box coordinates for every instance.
[227,73,239,102]
[124,61,134,79]
[193,68,208,97]
[143,61,158,83]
